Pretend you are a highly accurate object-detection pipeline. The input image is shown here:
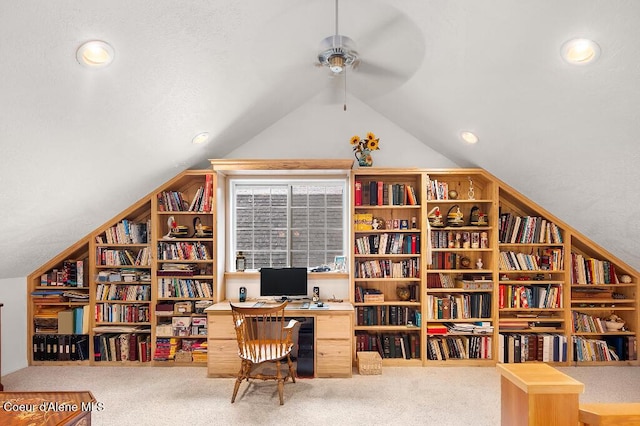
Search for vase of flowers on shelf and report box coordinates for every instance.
[351,132,380,167]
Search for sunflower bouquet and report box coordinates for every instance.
[350,132,380,166]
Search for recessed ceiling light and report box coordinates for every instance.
[192,132,210,144]
[561,38,600,65]
[76,40,114,68]
[460,131,479,144]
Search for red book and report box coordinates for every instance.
[377,181,383,206]
[354,181,362,206]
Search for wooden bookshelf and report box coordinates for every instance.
[27,164,639,369]
[26,169,218,366]
[350,168,638,367]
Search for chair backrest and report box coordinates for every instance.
[230,302,294,362]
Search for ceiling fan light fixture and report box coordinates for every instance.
[328,55,345,73]
[561,38,600,65]
[76,40,114,68]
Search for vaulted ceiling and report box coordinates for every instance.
[1,0,639,279]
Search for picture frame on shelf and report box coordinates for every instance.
[334,256,347,272]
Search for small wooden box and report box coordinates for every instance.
[363,294,385,303]
[174,351,193,363]
[357,351,382,375]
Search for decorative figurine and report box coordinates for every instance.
[468,176,476,200]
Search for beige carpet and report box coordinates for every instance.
[2,365,640,425]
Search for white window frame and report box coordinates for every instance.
[228,177,349,271]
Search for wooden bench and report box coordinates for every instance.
[579,403,640,426]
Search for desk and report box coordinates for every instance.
[496,363,584,426]
[206,301,354,378]
[0,391,95,425]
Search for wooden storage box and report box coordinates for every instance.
[357,351,382,375]
[363,294,385,303]
[174,351,193,363]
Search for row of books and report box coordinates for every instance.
[426,293,492,320]
[32,334,90,361]
[95,303,150,324]
[498,333,567,363]
[157,241,211,261]
[570,253,619,285]
[430,230,488,249]
[356,306,420,326]
[95,284,151,301]
[354,180,419,206]
[97,219,149,245]
[157,278,213,298]
[354,233,420,255]
[498,249,563,271]
[154,338,208,361]
[429,252,481,270]
[354,258,420,279]
[498,284,562,309]
[157,175,213,212]
[427,335,493,360]
[427,179,451,201]
[93,333,152,362]
[572,311,609,333]
[96,247,152,266]
[39,259,87,287]
[96,269,150,282]
[573,336,637,362]
[498,213,563,244]
[355,331,420,359]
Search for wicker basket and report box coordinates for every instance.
[357,351,382,375]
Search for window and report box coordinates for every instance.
[231,179,346,270]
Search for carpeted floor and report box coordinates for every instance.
[2,365,640,425]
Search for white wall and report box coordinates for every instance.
[0,277,28,375]
[225,93,459,169]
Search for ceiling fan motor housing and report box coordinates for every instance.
[318,35,358,74]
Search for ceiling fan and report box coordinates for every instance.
[316,0,358,110]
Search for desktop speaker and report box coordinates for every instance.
[239,286,246,302]
[313,286,320,301]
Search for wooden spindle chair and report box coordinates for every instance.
[230,301,298,405]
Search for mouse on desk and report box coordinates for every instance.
[316,302,324,307]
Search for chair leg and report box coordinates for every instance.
[231,360,249,403]
[286,354,296,383]
[276,359,284,405]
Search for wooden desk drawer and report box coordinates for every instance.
[317,314,352,339]
[208,314,236,338]
[316,339,352,377]
[207,339,240,377]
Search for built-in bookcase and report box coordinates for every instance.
[152,171,215,365]
[26,169,218,366]
[424,170,497,365]
[350,167,638,368]
[27,165,639,368]
[28,240,91,364]
[496,187,569,364]
[352,169,424,365]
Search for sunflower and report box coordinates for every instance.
[367,138,380,151]
[350,135,360,145]
[366,132,376,140]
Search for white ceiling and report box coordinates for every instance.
[1,0,639,279]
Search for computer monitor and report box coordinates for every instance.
[259,267,308,300]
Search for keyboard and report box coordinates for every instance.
[301,302,310,309]
[253,301,266,307]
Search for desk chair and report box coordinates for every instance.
[230,301,298,405]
